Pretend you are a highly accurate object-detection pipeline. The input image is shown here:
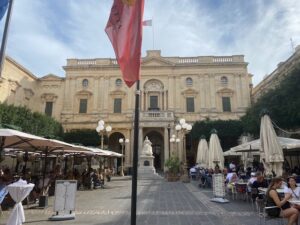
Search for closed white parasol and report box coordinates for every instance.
[260,113,284,176]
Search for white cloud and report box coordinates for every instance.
[3,0,300,85]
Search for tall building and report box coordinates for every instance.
[252,45,300,102]
[0,50,252,171]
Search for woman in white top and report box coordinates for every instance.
[284,176,300,210]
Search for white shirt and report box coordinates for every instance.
[248,177,257,184]
[229,163,236,170]
[284,186,300,199]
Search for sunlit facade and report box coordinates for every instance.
[0,50,252,171]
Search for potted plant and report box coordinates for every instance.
[165,156,180,182]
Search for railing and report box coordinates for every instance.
[77,60,97,65]
[140,111,174,121]
[68,59,118,66]
[178,58,199,64]
[69,55,242,66]
[212,57,233,63]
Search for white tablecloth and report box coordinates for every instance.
[6,179,34,225]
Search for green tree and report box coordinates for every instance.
[0,103,63,138]
[63,129,100,146]
[241,63,300,136]
[190,119,244,151]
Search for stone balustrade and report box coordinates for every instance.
[140,111,174,121]
[67,55,245,67]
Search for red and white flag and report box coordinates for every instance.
[105,0,145,88]
[142,19,152,26]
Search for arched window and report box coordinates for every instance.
[115,79,122,87]
[186,77,193,86]
[82,79,89,88]
[220,76,228,85]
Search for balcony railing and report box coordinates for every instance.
[140,111,174,121]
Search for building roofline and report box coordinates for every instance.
[5,55,38,80]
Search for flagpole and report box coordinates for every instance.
[152,17,154,50]
[0,0,14,78]
[131,80,140,225]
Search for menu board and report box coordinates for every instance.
[53,180,77,213]
[212,174,225,197]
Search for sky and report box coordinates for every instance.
[1,0,300,85]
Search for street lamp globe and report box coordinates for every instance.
[175,124,181,131]
[119,138,124,143]
[179,118,186,125]
[125,138,129,144]
[186,124,192,131]
[98,120,104,126]
[182,123,188,129]
[106,125,112,132]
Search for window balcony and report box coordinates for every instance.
[140,110,174,122]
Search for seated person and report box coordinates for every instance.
[104,168,111,182]
[1,168,13,185]
[91,170,104,188]
[0,177,9,205]
[82,169,92,189]
[225,169,236,183]
[284,176,300,210]
[189,167,197,179]
[266,177,298,224]
[251,173,268,199]
[227,172,239,193]
[247,172,257,192]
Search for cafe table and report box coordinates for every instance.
[6,179,35,225]
[288,199,300,205]
[257,187,285,195]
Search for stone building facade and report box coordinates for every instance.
[1,50,252,171]
[252,45,300,102]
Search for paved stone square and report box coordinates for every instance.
[0,176,273,225]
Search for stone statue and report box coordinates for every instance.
[142,136,153,156]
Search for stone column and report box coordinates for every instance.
[204,75,211,109]
[210,75,216,110]
[98,77,104,110]
[199,75,205,110]
[103,78,109,111]
[235,74,241,109]
[164,127,169,172]
[93,78,99,112]
[63,78,72,112]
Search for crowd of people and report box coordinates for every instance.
[189,161,300,225]
[0,164,115,210]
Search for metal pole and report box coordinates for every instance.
[121,141,124,176]
[101,133,104,149]
[42,148,48,195]
[131,80,140,225]
[0,0,14,78]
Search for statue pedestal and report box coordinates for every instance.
[138,155,159,179]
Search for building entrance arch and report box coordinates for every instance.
[108,132,124,174]
[144,130,164,172]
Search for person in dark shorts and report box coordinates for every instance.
[266,177,298,225]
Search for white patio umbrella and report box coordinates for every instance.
[229,137,300,152]
[208,129,224,170]
[239,136,253,170]
[260,114,284,176]
[196,136,209,168]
